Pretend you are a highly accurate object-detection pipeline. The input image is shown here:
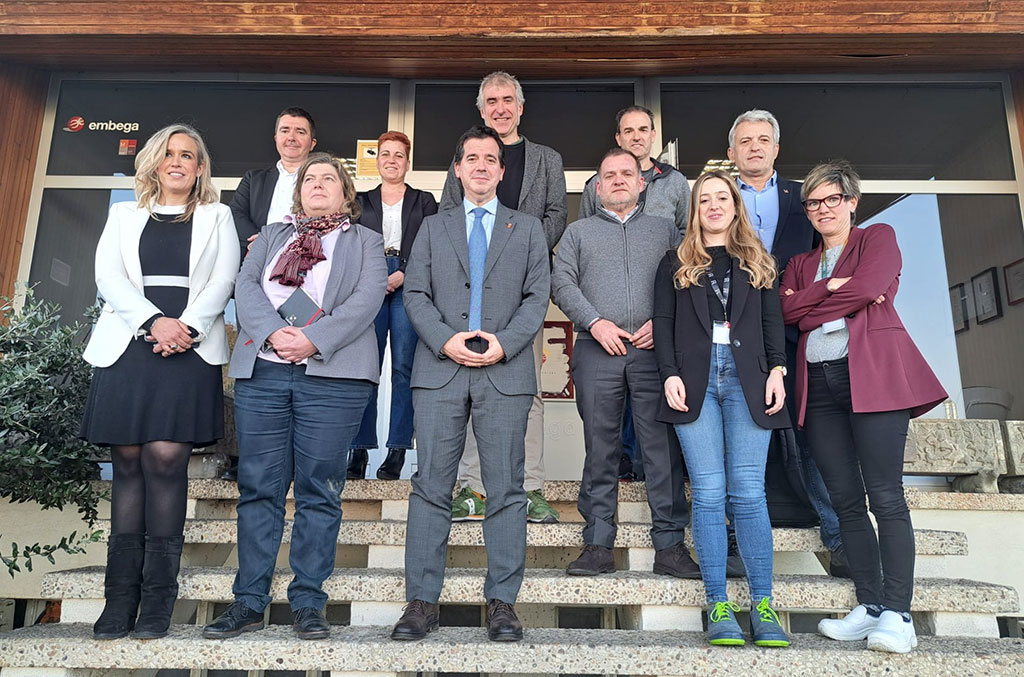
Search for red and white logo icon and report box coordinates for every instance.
[64,116,86,132]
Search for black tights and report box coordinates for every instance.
[109,442,192,537]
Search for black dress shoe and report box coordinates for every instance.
[220,461,238,482]
[293,607,330,639]
[486,599,523,641]
[617,453,637,481]
[566,544,615,576]
[652,542,702,579]
[347,448,369,480]
[391,600,439,640]
[829,545,852,578]
[725,531,746,578]
[203,600,265,639]
[376,448,406,480]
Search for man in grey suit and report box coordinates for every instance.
[393,126,551,643]
[440,71,566,525]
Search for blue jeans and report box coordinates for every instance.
[233,359,371,612]
[673,344,773,604]
[352,255,417,451]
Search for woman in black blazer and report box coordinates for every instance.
[347,131,438,480]
[652,170,789,648]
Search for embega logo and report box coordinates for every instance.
[88,120,141,132]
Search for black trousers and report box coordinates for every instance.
[803,357,914,611]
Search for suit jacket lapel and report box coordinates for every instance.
[366,186,384,233]
[121,206,150,286]
[400,184,415,232]
[484,203,514,280]
[688,280,712,337]
[802,241,824,287]
[188,204,216,278]
[257,167,277,224]
[771,180,795,254]
[518,138,538,210]
[444,208,471,279]
[729,259,750,325]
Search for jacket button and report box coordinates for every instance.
[733,339,741,348]
[465,282,471,289]
[461,312,468,319]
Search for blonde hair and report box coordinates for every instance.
[291,152,361,220]
[673,170,778,290]
[133,124,218,222]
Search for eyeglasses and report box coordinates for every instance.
[802,193,849,211]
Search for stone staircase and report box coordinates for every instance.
[1,478,1022,676]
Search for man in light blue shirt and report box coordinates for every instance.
[738,171,780,251]
[464,196,498,244]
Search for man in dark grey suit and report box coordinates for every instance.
[440,71,566,525]
[393,126,550,643]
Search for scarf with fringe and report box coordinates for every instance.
[269,210,350,286]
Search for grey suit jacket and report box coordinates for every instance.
[403,202,551,396]
[439,136,568,252]
[228,220,387,381]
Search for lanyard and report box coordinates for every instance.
[706,267,731,322]
[820,244,845,279]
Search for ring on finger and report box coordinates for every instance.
[170,343,179,349]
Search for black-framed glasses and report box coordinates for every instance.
[802,193,849,211]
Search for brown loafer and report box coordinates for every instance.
[486,599,523,642]
[391,600,439,641]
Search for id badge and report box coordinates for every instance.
[712,320,731,345]
[822,318,846,334]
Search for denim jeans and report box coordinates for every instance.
[233,359,372,612]
[804,357,914,611]
[352,255,417,451]
[673,344,773,604]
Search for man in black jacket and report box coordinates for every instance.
[727,108,848,577]
[230,107,317,255]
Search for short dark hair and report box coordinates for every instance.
[274,107,317,139]
[615,105,655,134]
[454,125,505,168]
[597,147,641,175]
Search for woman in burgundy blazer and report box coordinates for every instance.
[780,160,945,655]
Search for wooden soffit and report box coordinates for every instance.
[3,2,1024,76]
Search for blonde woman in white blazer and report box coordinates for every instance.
[80,124,239,641]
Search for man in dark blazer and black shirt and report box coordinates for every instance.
[230,107,318,255]
[727,108,847,576]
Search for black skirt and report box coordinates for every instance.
[80,336,224,447]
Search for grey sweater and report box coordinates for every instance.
[578,158,690,234]
[552,209,681,335]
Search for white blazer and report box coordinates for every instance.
[82,201,240,368]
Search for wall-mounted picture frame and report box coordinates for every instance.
[949,283,968,334]
[1004,257,1024,306]
[971,267,1003,324]
[541,320,575,400]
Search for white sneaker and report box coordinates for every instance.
[818,604,881,641]
[867,610,918,654]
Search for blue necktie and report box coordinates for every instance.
[468,207,487,331]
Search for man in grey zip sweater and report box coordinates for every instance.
[552,148,697,578]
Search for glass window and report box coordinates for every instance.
[413,82,635,171]
[660,83,1014,181]
[48,80,391,176]
[857,193,1024,419]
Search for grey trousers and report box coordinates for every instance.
[572,337,690,550]
[460,329,546,492]
[405,367,532,604]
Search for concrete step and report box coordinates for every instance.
[43,567,1019,616]
[96,518,969,555]
[2,623,1022,675]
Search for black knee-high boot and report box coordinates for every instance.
[132,535,184,639]
[93,533,146,639]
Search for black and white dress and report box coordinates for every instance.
[80,211,224,447]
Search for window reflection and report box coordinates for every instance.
[861,194,1024,419]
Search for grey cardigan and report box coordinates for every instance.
[229,220,387,381]
[440,136,568,252]
[552,209,680,335]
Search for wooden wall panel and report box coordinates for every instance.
[0,62,47,300]
[1,2,1024,77]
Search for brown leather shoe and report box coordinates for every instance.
[566,544,615,576]
[652,542,702,579]
[391,600,439,640]
[486,599,523,642]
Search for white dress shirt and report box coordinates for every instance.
[381,198,403,251]
[266,160,299,225]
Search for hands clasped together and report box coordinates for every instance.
[590,318,654,355]
[148,316,194,358]
[442,330,506,367]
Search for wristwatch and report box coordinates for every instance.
[771,365,788,376]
